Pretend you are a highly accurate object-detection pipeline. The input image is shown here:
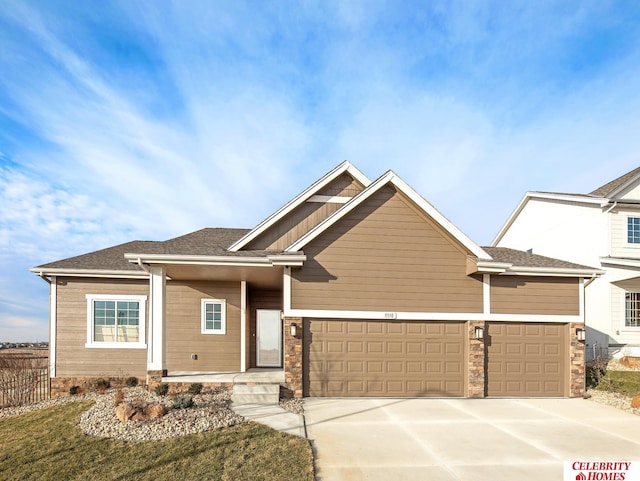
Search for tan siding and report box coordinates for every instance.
[292,186,483,312]
[165,281,241,372]
[246,174,364,250]
[316,173,364,197]
[248,289,282,368]
[490,276,579,315]
[55,278,148,377]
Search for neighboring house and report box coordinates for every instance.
[493,166,640,361]
[32,162,600,399]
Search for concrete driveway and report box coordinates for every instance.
[304,397,640,481]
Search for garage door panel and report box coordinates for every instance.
[486,322,567,397]
[305,319,465,397]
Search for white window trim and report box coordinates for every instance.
[201,299,227,335]
[624,291,640,330]
[85,294,147,349]
[628,216,640,245]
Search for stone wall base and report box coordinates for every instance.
[50,376,146,399]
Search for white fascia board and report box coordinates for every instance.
[286,170,491,260]
[284,308,581,323]
[501,266,605,277]
[228,161,371,252]
[307,195,351,204]
[267,254,307,266]
[607,173,640,199]
[29,268,148,279]
[474,260,511,273]
[125,253,272,267]
[491,192,607,246]
[600,257,640,269]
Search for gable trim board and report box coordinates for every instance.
[228,160,370,252]
[286,170,490,260]
[32,162,599,399]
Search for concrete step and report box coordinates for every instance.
[231,384,280,405]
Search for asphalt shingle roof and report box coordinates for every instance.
[482,246,596,270]
[34,228,273,270]
[590,166,640,197]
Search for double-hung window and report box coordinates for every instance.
[86,294,147,348]
[625,292,640,327]
[201,299,226,334]
[628,217,640,244]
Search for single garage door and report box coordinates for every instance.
[304,319,466,397]
[486,322,567,397]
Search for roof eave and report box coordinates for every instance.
[29,267,148,279]
[124,253,306,267]
[500,266,605,278]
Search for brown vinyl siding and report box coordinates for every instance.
[490,276,579,315]
[245,174,364,250]
[292,186,483,312]
[248,289,282,368]
[165,281,241,372]
[55,278,148,377]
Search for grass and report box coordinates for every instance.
[0,401,314,481]
[595,370,640,396]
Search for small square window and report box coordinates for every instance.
[201,299,226,334]
[628,217,640,244]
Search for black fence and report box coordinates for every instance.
[0,355,49,407]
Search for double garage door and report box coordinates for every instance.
[304,319,568,397]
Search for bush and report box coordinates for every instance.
[172,395,194,409]
[154,383,169,396]
[95,379,111,392]
[125,376,138,387]
[187,383,203,395]
[69,386,80,396]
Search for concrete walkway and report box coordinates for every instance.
[305,397,640,481]
[231,402,306,437]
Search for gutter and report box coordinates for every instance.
[35,272,52,284]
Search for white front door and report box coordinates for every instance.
[256,309,282,367]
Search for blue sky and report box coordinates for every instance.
[1,1,640,342]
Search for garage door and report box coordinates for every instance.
[304,319,466,397]
[486,322,567,397]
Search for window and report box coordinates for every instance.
[628,217,640,244]
[625,292,640,327]
[86,294,147,348]
[201,299,226,334]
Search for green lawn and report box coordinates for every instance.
[0,401,315,481]
[596,370,640,396]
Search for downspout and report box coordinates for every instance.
[604,201,618,214]
[137,258,151,273]
[36,272,52,284]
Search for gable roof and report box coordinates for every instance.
[228,161,370,252]
[590,166,640,198]
[482,247,599,272]
[285,169,492,259]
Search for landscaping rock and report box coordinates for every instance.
[116,403,136,422]
[631,395,640,409]
[620,357,640,369]
[147,404,166,419]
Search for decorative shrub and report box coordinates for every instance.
[125,376,138,387]
[95,379,111,392]
[69,386,80,396]
[187,383,203,395]
[172,395,194,410]
[154,383,169,396]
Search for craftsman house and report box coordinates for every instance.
[32,162,601,398]
[493,166,640,360]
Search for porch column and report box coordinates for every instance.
[468,320,486,398]
[240,281,247,372]
[147,266,166,374]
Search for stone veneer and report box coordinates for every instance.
[283,316,303,398]
[569,322,586,397]
[468,320,486,398]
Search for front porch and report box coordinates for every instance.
[161,368,285,384]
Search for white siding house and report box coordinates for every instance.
[493,167,640,359]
